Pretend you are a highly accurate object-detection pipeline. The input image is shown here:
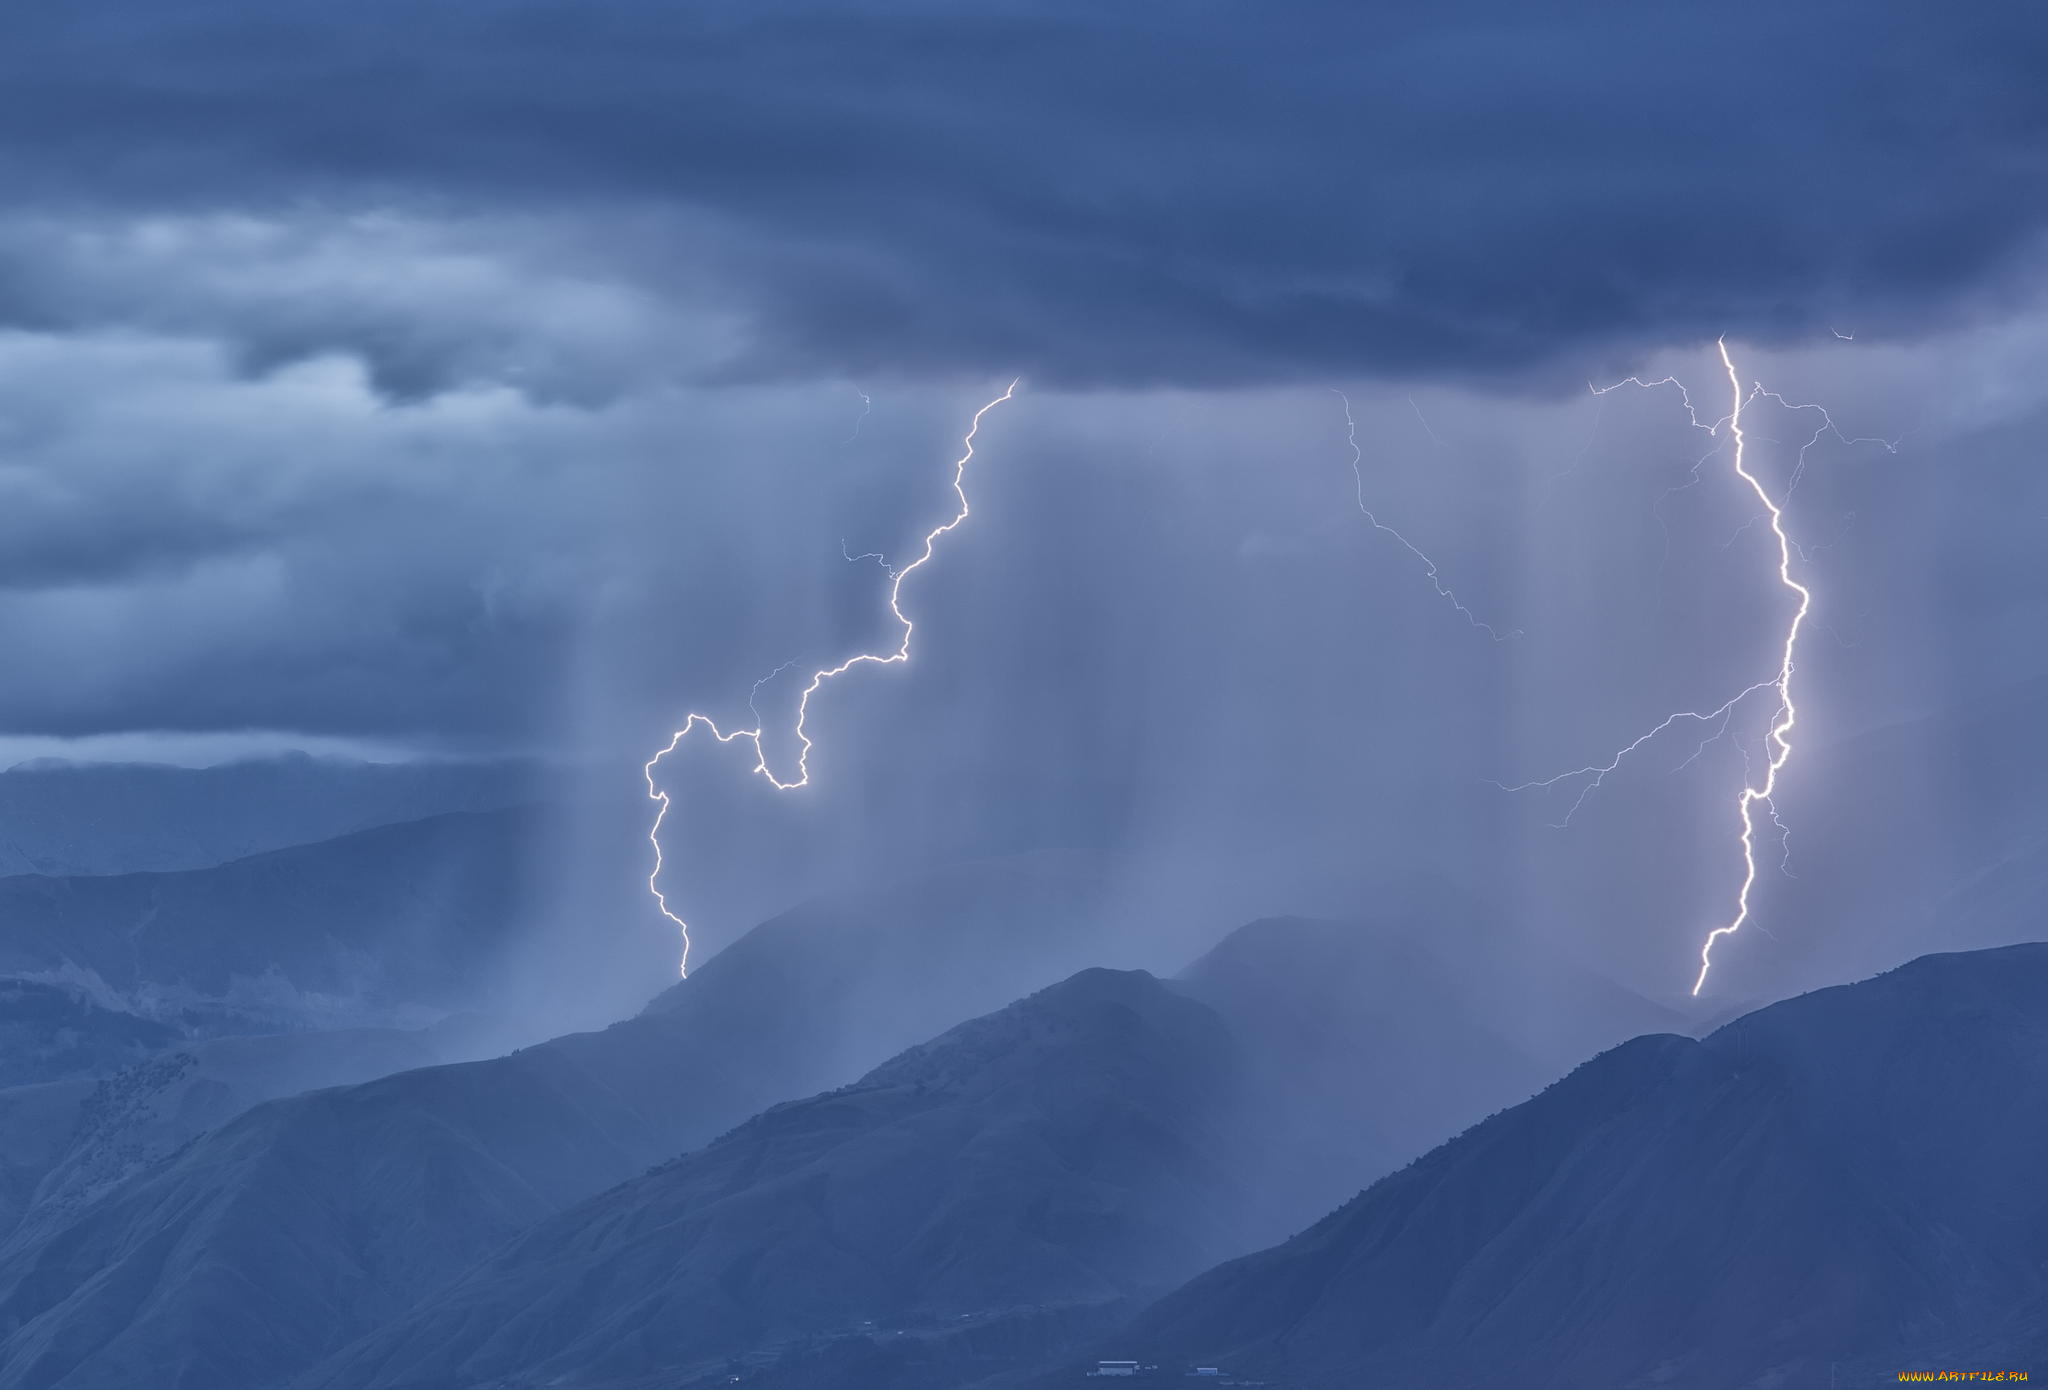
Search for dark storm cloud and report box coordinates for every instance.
[0,0,2041,389]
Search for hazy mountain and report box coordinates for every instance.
[0,1013,509,1244]
[1105,941,2048,1389]
[0,982,180,1232]
[0,755,542,877]
[1175,915,1683,1238]
[0,980,177,1090]
[0,807,553,1030]
[0,858,1696,1390]
[298,968,1265,1390]
[0,853,1143,1390]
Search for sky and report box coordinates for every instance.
[2,0,2045,1006]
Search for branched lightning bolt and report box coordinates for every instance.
[1493,678,1777,827]
[1407,393,1446,450]
[1333,389,1521,641]
[644,381,1019,975]
[1501,339,1889,996]
[841,539,890,570]
[1692,339,1810,996]
[1752,386,1900,495]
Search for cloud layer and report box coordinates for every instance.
[0,1,2043,996]
[0,1,2043,388]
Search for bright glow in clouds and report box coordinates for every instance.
[1502,339,1896,996]
[643,382,1019,975]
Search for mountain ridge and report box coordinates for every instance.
[295,968,1262,1390]
[0,854,1148,1390]
[1100,941,2048,1389]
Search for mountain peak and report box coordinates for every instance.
[295,965,1260,1390]
[1107,937,2048,1389]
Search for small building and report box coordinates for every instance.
[1089,1361,1141,1378]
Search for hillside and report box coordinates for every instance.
[1107,942,2048,1389]
[299,969,1262,1390]
[0,979,177,1089]
[0,853,1136,1390]
[1175,915,1680,1236]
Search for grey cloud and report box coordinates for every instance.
[0,2,2038,391]
[0,215,739,405]
[0,327,1014,749]
[0,1,2041,1007]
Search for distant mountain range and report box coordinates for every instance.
[0,807,555,1029]
[0,755,542,877]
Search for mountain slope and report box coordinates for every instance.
[1108,941,2048,1389]
[0,853,1137,1390]
[299,969,1259,1390]
[0,980,177,1089]
[1175,915,1680,1236]
[0,1013,506,1242]
[0,1082,95,1243]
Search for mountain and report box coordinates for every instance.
[0,807,551,1029]
[298,969,1264,1390]
[0,853,1141,1390]
[0,755,541,877]
[1174,914,1681,1236]
[0,1082,95,1249]
[1103,941,2048,1389]
[0,980,177,1090]
[0,867,1688,1390]
[0,1013,506,1242]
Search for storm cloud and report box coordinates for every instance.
[0,0,2043,1001]
[0,1,2042,389]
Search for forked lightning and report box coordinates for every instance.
[643,382,1019,975]
[1502,339,1892,995]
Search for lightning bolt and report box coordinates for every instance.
[1334,389,1520,641]
[1501,338,1890,996]
[1693,339,1809,997]
[644,381,1019,975]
